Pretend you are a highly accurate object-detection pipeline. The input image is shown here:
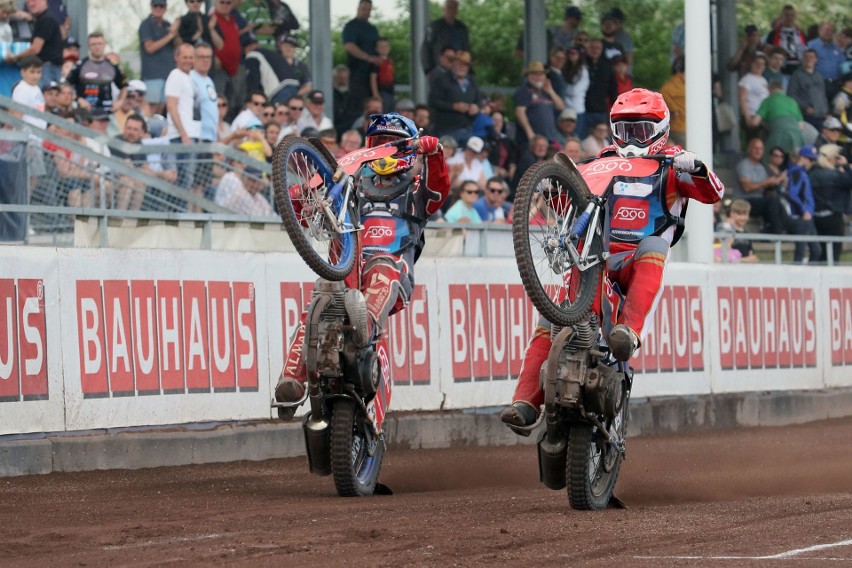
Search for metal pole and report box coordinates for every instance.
[410,0,428,104]
[310,0,333,118]
[524,0,547,65]
[684,0,715,264]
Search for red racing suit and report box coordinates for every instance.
[280,148,451,384]
[512,145,725,409]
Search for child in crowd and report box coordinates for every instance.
[370,37,395,113]
[723,199,760,263]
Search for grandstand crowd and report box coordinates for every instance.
[1,0,851,261]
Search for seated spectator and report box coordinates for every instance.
[216,94,233,142]
[734,137,790,234]
[785,146,823,263]
[264,121,281,160]
[112,80,151,136]
[444,180,483,223]
[320,127,344,159]
[513,60,564,150]
[110,113,177,209]
[340,129,363,154]
[296,89,333,134]
[555,107,578,145]
[752,81,804,154]
[512,134,550,193]
[738,54,769,142]
[231,89,266,132]
[815,115,844,148]
[447,135,488,190]
[486,111,519,186]
[581,121,610,158]
[425,45,455,84]
[562,136,583,164]
[42,81,61,113]
[350,95,383,134]
[44,113,94,208]
[473,176,512,223]
[238,125,273,162]
[788,49,828,131]
[56,81,76,114]
[806,143,851,262]
[428,50,480,142]
[724,199,760,263]
[395,98,416,121]
[413,103,434,136]
[219,166,275,217]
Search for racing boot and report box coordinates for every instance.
[274,322,308,420]
[344,288,371,348]
[500,401,539,428]
[608,324,639,362]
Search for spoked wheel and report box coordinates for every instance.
[512,161,604,326]
[330,398,384,497]
[566,389,630,510]
[272,136,358,281]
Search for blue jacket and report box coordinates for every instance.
[785,163,815,216]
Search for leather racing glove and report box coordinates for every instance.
[673,151,701,173]
[416,136,441,156]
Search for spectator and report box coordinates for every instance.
[66,32,128,116]
[413,103,433,136]
[563,45,589,118]
[55,81,74,113]
[112,80,150,136]
[20,0,70,39]
[474,176,512,223]
[340,129,362,154]
[562,136,583,164]
[579,38,616,140]
[514,60,564,149]
[764,5,807,75]
[444,180,482,223]
[425,45,455,84]
[734,137,789,233]
[601,8,631,67]
[137,0,179,116]
[296,89,333,134]
[550,5,582,51]
[4,0,63,87]
[831,72,852,129]
[660,56,686,147]
[332,63,359,135]
[219,166,275,217]
[738,54,769,142]
[546,47,568,102]
[209,0,246,116]
[581,121,610,158]
[421,0,470,75]
[788,49,828,131]
[555,107,578,145]
[599,11,624,62]
[244,32,311,105]
[178,0,211,47]
[41,79,60,113]
[394,98,415,121]
[784,147,823,263]
[10,55,47,190]
[807,22,844,83]
[44,114,94,207]
[216,94,233,142]
[447,135,488,190]
[428,50,480,142]
[342,0,380,113]
[764,46,790,92]
[752,81,804,154]
[727,24,764,78]
[512,134,549,191]
[485,111,518,185]
[238,0,299,49]
[724,199,760,263]
[191,42,218,206]
[164,43,198,192]
[815,115,843,148]
[231,89,266,131]
[62,35,79,65]
[804,144,850,262]
[369,37,395,112]
[612,56,632,95]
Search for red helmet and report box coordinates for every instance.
[609,88,671,157]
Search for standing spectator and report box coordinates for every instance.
[550,5,582,51]
[66,32,128,116]
[738,54,769,142]
[191,42,218,204]
[296,89,333,134]
[428,50,480,142]
[546,47,568,103]
[244,32,311,105]
[426,46,455,84]
[11,55,47,191]
[563,46,589,117]
[612,56,632,95]
[486,111,518,185]
[581,121,610,158]
[804,144,850,262]
[670,21,685,64]
[512,134,549,191]
[273,33,311,103]
[752,81,804,154]
[209,0,245,116]
[332,64,359,135]
[444,180,483,224]
[788,49,828,131]
[4,0,63,87]
[474,176,512,223]
[807,22,844,83]
[727,24,764,78]
[342,0,379,114]
[764,5,807,75]
[178,0,211,46]
[764,47,790,92]
[447,135,488,190]
[785,147,823,263]
[370,37,395,112]
[513,60,564,150]
[599,11,625,63]
[734,137,789,233]
[579,38,616,140]
[238,0,299,50]
[138,0,179,116]
[602,7,632,69]
[22,0,70,39]
[421,0,470,75]
[659,56,686,147]
[165,43,199,192]
[413,103,434,136]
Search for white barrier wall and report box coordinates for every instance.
[0,245,850,436]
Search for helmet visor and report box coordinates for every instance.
[367,134,401,148]
[612,121,660,144]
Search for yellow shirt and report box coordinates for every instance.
[660,73,686,134]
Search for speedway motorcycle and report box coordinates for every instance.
[509,153,679,509]
[270,134,417,496]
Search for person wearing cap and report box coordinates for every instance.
[219,165,275,217]
[727,24,765,78]
[295,89,333,135]
[815,115,844,148]
[782,146,823,263]
[252,32,311,104]
[113,80,150,135]
[428,49,481,142]
[605,7,634,68]
[139,0,180,116]
[4,0,63,88]
[342,0,380,113]
[550,6,582,51]
[554,107,578,144]
[447,134,488,191]
[66,32,128,117]
[788,49,829,131]
[421,0,470,75]
[514,60,564,150]
[806,143,851,261]
[41,80,60,113]
[62,35,79,63]
[178,0,212,47]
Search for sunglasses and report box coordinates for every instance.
[487,187,504,193]
[289,105,303,111]
[276,110,289,116]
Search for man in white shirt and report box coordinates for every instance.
[231,89,267,132]
[164,43,199,189]
[295,89,333,134]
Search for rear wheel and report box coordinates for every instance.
[272,136,357,281]
[330,398,384,497]
[512,161,603,326]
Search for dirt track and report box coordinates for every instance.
[2,417,851,567]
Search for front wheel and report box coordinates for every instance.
[512,161,604,326]
[566,388,630,510]
[272,136,357,281]
[330,398,384,497]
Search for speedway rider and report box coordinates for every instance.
[501,88,725,428]
[274,113,450,412]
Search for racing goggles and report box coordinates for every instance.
[612,120,665,144]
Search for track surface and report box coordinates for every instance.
[2,417,851,567]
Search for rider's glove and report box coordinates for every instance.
[673,151,701,173]
[416,136,441,156]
